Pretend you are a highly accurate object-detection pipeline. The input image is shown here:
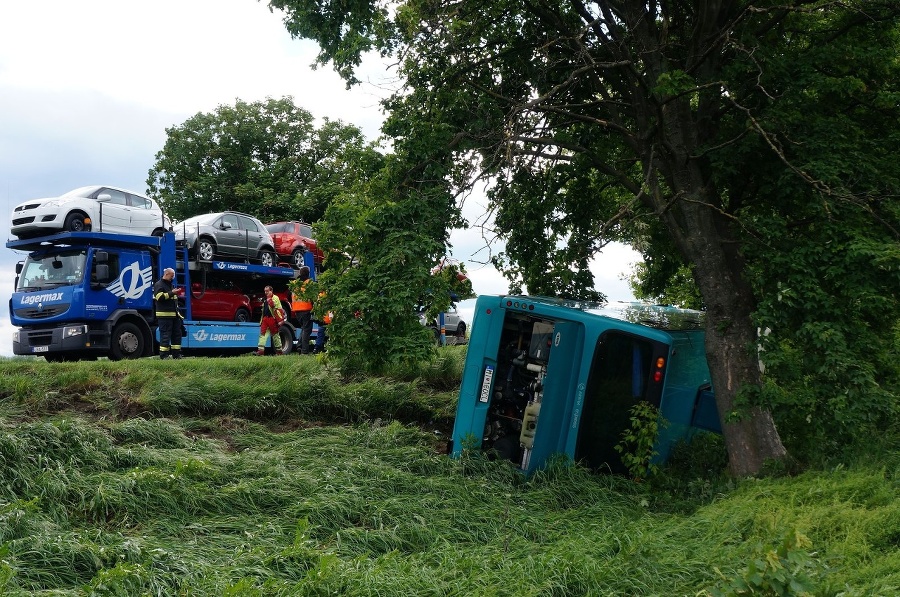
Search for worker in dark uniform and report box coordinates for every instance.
[291,266,314,354]
[154,267,183,359]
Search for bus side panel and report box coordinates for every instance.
[451,296,506,456]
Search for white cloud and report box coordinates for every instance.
[0,1,389,137]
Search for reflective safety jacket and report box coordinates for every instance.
[153,278,180,318]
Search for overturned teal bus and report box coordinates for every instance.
[450,295,722,474]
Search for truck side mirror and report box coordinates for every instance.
[94,264,110,284]
[94,251,108,264]
[16,262,23,275]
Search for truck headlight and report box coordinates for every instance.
[63,325,88,338]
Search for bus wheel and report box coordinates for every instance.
[110,322,144,360]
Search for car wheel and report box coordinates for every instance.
[291,249,305,269]
[64,212,91,232]
[151,228,166,237]
[234,307,251,322]
[110,322,144,360]
[455,322,467,339]
[259,250,276,267]
[197,238,216,261]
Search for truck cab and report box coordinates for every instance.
[9,231,167,360]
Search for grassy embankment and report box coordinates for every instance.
[0,350,897,595]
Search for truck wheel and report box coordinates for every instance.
[197,238,216,261]
[110,322,144,360]
[291,249,305,269]
[234,307,251,322]
[278,326,294,355]
[64,212,90,232]
[258,250,276,267]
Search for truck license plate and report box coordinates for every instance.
[32,346,48,353]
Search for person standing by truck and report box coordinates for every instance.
[154,267,184,359]
[291,266,314,355]
[257,285,285,356]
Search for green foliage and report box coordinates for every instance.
[653,70,698,98]
[630,261,704,310]
[651,432,731,512]
[614,401,667,480]
[147,96,383,223]
[268,0,397,84]
[747,203,900,461]
[301,147,465,373]
[708,7,900,462]
[707,530,824,597]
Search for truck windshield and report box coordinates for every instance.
[17,250,87,290]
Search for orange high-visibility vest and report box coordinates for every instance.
[292,280,313,312]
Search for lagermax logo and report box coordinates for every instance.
[19,292,63,305]
[107,262,154,300]
[192,329,248,342]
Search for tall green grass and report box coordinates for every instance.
[0,353,897,595]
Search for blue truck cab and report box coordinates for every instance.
[450,295,721,474]
[8,231,315,360]
[9,232,174,360]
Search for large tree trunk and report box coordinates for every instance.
[658,178,787,476]
[687,205,787,476]
[639,9,788,473]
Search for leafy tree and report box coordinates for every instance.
[147,96,383,223]
[291,153,469,371]
[629,263,704,310]
[270,0,900,474]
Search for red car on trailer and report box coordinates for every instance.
[265,221,324,270]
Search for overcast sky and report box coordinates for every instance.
[0,0,638,357]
